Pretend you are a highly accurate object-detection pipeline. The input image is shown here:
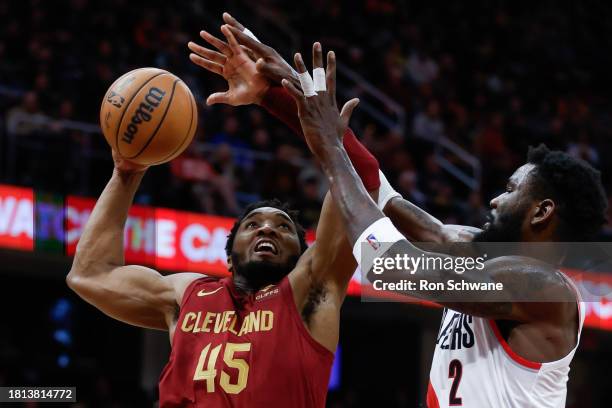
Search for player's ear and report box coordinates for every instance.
[531,199,555,226]
[227,255,234,272]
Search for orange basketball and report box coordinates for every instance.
[100,67,198,165]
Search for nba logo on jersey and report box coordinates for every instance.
[366,234,380,250]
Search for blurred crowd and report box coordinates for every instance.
[1,0,612,236]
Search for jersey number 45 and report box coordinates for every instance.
[193,342,251,394]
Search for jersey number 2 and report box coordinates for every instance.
[193,342,251,394]
[448,359,463,405]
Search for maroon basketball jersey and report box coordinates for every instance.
[158,275,334,407]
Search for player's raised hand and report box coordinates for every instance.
[112,150,148,174]
[188,24,269,106]
[222,12,301,91]
[282,43,359,159]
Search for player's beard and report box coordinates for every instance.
[473,204,527,243]
[230,252,299,291]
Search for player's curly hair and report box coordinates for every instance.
[225,199,309,257]
[527,144,608,241]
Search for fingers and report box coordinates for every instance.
[200,30,231,56]
[241,45,257,62]
[339,98,360,127]
[312,42,323,69]
[312,42,327,93]
[255,58,266,72]
[294,52,317,97]
[220,25,243,56]
[206,91,231,106]
[222,12,245,31]
[187,41,227,64]
[255,58,277,78]
[226,25,267,57]
[294,53,308,74]
[282,78,305,108]
[189,53,224,76]
[326,50,336,100]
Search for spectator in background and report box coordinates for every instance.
[202,143,241,216]
[474,112,514,194]
[296,168,325,229]
[209,115,253,169]
[395,170,427,209]
[209,115,247,148]
[460,191,488,228]
[261,144,302,205]
[567,130,599,166]
[406,48,439,85]
[251,128,272,152]
[6,92,48,136]
[412,100,444,141]
[421,154,448,197]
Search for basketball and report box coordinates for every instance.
[99,67,198,165]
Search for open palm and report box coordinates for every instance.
[188,25,269,106]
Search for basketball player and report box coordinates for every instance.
[278,43,607,407]
[66,53,383,407]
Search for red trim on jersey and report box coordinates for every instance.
[488,320,542,370]
[426,381,440,408]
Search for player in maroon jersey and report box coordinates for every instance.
[66,41,382,408]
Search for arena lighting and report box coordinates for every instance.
[1,183,612,331]
[53,330,72,346]
[328,346,341,391]
[57,354,70,368]
[49,298,73,369]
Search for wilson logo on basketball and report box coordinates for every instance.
[121,87,166,144]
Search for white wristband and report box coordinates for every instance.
[377,170,402,210]
[352,217,405,270]
[313,67,326,92]
[298,71,316,97]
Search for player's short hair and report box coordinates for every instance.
[526,144,608,241]
[225,199,309,257]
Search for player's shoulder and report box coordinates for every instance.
[166,272,221,305]
[486,255,576,301]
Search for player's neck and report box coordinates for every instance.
[231,273,277,294]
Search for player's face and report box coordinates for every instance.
[475,164,536,242]
[230,207,302,270]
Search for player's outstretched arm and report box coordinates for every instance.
[200,14,480,241]
[379,172,482,243]
[283,46,573,322]
[66,153,201,330]
[282,44,378,353]
[287,191,358,353]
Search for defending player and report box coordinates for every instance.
[66,47,383,407]
[281,43,607,407]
